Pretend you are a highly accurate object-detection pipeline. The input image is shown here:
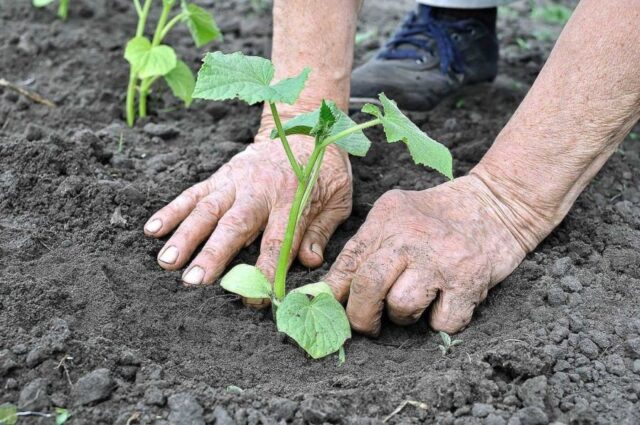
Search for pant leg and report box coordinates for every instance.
[416,0,515,9]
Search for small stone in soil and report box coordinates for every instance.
[578,338,600,360]
[471,403,495,417]
[73,368,114,405]
[144,387,165,406]
[0,349,18,376]
[167,393,205,425]
[546,287,567,306]
[19,378,49,410]
[626,337,640,359]
[212,406,234,425]
[143,123,180,139]
[511,406,548,425]
[24,123,44,141]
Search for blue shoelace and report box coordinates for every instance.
[377,5,474,74]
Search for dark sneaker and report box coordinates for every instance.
[350,5,498,112]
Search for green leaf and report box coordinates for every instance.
[193,51,310,105]
[124,37,177,79]
[276,292,351,359]
[363,93,453,179]
[33,0,55,7]
[310,100,337,138]
[220,264,272,299]
[271,101,371,156]
[291,281,333,297]
[439,331,452,347]
[164,60,196,106]
[182,2,222,47]
[0,403,17,425]
[55,408,71,425]
[451,339,463,347]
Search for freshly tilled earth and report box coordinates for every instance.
[1,0,639,424]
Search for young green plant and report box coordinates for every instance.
[192,51,453,360]
[438,331,463,356]
[32,0,70,19]
[124,0,221,126]
[0,404,70,425]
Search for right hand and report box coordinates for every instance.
[143,129,353,289]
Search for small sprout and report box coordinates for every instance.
[438,331,463,356]
[454,98,465,109]
[0,404,70,425]
[629,132,638,141]
[32,0,70,20]
[515,37,530,50]
[124,0,222,126]
[0,404,17,425]
[193,52,453,360]
[225,385,244,395]
[55,408,71,425]
[531,4,572,25]
[355,29,377,45]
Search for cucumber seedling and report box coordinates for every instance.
[192,51,453,360]
[32,0,70,20]
[124,0,221,126]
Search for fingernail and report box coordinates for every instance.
[145,218,162,233]
[159,246,179,264]
[183,266,204,285]
[311,243,323,260]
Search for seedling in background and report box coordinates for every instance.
[192,52,453,360]
[438,331,463,356]
[0,404,70,425]
[124,0,221,126]
[32,0,69,20]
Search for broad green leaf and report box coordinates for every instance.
[220,264,272,299]
[363,94,453,179]
[0,403,17,425]
[55,408,71,425]
[182,2,222,47]
[439,331,451,346]
[33,0,55,7]
[193,51,310,105]
[271,101,371,156]
[124,37,177,79]
[291,281,333,297]
[276,292,351,359]
[164,60,196,106]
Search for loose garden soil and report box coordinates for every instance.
[1,0,639,424]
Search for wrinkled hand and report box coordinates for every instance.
[144,130,352,288]
[325,175,528,336]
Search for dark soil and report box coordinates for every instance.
[1,0,639,424]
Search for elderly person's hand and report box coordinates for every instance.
[325,176,526,335]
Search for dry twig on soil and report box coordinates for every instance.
[0,78,56,107]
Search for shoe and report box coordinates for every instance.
[350,5,498,112]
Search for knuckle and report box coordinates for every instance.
[200,245,222,260]
[219,214,253,236]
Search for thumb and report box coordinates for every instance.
[298,205,349,268]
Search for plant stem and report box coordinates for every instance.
[158,12,187,42]
[320,118,381,148]
[273,143,325,301]
[57,0,69,19]
[269,102,304,181]
[139,75,159,118]
[152,0,175,46]
[126,0,153,126]
[138,0,176,118]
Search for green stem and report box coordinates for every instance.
[125,0,153,127]
[133,0,142,15]
[152,0,175,46]
[273,143,325,301]
[158,12,187,43]
[57,0,69,19]
[138,76,160,118]
[269,102,304,181]
[320,118,381,148]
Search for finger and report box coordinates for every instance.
[346,248,407,337]
[386,268,441,326]
[156,188,235,270]
[298,204,350,268]
[429,286,485,334]
[182,201,267,286]
[255,205,311,282]
[144,179,214,237]
[324,225,380,303]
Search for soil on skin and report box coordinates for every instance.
[1,0,639,424]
